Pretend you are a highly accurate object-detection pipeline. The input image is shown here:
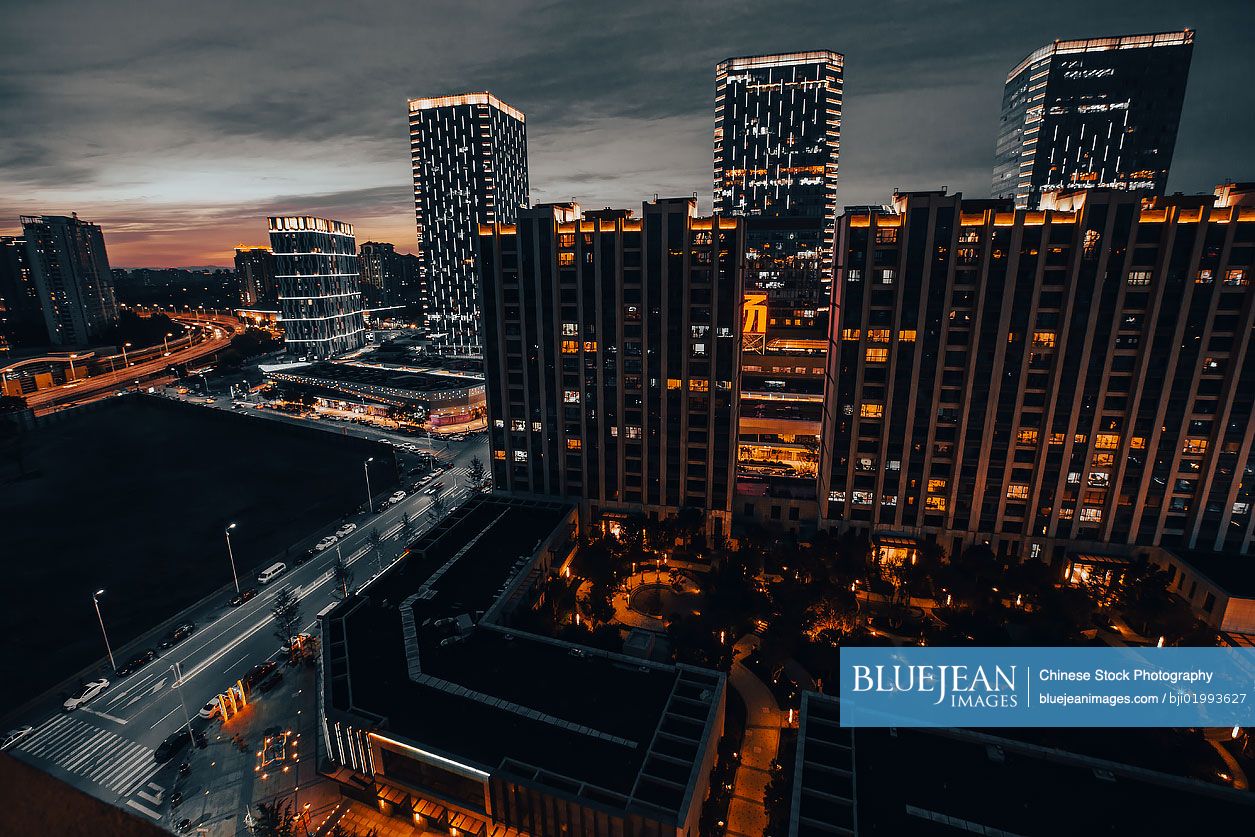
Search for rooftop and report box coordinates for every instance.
[323,496,724,818]
[268,361,477,395]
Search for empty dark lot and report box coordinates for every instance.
[0,395,395,714]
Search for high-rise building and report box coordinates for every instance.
[268,215,365,360]
[991,30,1195,210]
[714,51,843,529]
[820,185,1255,562]
[478,198,746,536]
[408,93,529,354]
[234,246,277,308]
[358,241,422,309]
[0,235,46,348]
[20,214,118,346]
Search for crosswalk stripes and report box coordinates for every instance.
[14,713,158,795]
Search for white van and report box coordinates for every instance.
[258,562,287,584]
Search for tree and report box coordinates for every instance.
[271,585,302,648]
[367,526,382,573]
[428,490,448,523]
[468,455,486,491]
[399,510,419,546]
[253,800,297,837]
[331,547,354,600]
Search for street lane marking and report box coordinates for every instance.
[82,707,128,726]
[126,799,161,820]
[149,705,181,730]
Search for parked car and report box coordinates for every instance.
[257,562,287,585]
[229,587,258,607]
[244,661,278,688]
[335,523,358,538]
[159,624,196,650]
[388,490,407,504]
[1,726,33,751]
[314,535,338,551]
[115,649,158,677]
[64,678,110,711]
[197,697,221,719]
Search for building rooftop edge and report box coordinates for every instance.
[1006,29,1194,83]
[407,92,526,123]
[718,50,844,72]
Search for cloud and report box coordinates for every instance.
[0,0,1250,265]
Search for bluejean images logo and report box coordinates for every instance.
[851,663,1020,709]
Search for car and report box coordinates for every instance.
[292,550,313,566]
[115,649,158,677]
[198,697,221,719]
[229,587,258,607]
[159,624,196,650]
[64,678,110,711]
[388,490,407,504]
[335,523,358,538]
[424,483,443,496]
[244,661,278,688]
[257,672,284,694]
[1,726,33,751]
[315,535,339,551]
[154,727,206,763]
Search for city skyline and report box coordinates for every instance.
[1,1,1251,267]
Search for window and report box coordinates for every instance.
[513,450,528,462]
[887,460,901,471]
[847,269,862,282]
[667,378,681,390]
[562,322,579,336]
[1079,507,1102,523]
[558,252,575,266]
[829,490,847,503]
[1127,270,1152,286]
[510,419,526,432]
[1224,269,1248,286]
[1129,436,1146,450]
[1067,472,1081,484]
[1195,269,1213,284]
[558,233,575,248]
[878,268,895,284]
[691,378,709,392]
[625,425,641,440]
[493,450,505,460]
[1183,438,1208,455]
[1234,502,1251,516]
[1032,331,1056,348]
[852,490,874,506]
[1017,428,1039,445]
[899,329,917,341]
[1088,472,1110,487]
[841,328,861,340]
[861,403,883,419]
[532,421,542,432]
[566,438,581,450]
[865,348,888,363]
[493,419,504,429]
[1094,433,1119,450]
[875,227,898,245]
[583,341,598,353]
[927,478,947,494]
[563,390,580,404]
[925,496,947,511]
[561,340,579,354]
[1007,484,1030,500]
[867,328,891,342]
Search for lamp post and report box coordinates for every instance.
[364,458,375,513]
[121,342,133,368]
[163,333,172,355]
[67,353,78,380]
[92,590,117,672]
[225,523,240,593]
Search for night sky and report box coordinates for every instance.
[1,1,1251,266]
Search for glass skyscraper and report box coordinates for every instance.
[714,51,843,529]
[408,93,529,356]
[20,214,118,347]
[269,215,365,360]
[992,30,1194,209]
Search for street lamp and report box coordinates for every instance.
[121,342,133,367]
[67,352,79,380]
[363,458,375,513]
[163,333,172,355]
[225,523,240,593]
[92,589,117,672]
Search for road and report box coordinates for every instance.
[23,313,240,415]
[4,413,488,826]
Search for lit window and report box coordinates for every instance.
[510,419,526,432]
[1016,428,1039,445]
[1130,436,1146,450]
[1032,331,1056,348]
[493,450,505,460]
[924,496,947,511]
[899,329,917,341]
[887,460,901,471]
[558,252,575,266]
[566,438,581,450]
[867,329,890,342]
[881,495,898,507]
[1234,502,1251,516]
[1049,433,1066,445]
[513,450,528,462]
[1224,269,1248,286]
[875,227,898,245]
[1067,472,1081,484]
[860,403,883,419]
[1183,438,1208,455]
[847,269,862,282]
[1126,270,1152,286]
[852,490,874,505]
[625,425,641,440]
[1079,507,1102,523]
[563,390,580,404]
[865,348,888,363]
[532,421,542,432]
[1006,484,1029,500]
[667,378,681,390]
[829,490,847,503]
[558,234,575,248]
[561,340,579,354]
[1092,453,1115,467]
[841,328,860,340]
[493,419,504,429]
[691,378,709,392]
[927,478,947,494]
[1058,507,1074,521]
[878,269,895,284]
[1195,269,1213,284]
[583,340,598,352]
[1094,433,1119,450]
[1088,472,1110,487]
[562,322,579,336]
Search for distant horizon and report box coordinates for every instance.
[2,1,1251,266]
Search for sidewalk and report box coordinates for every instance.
[726,639,783,837]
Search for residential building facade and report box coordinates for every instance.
[234,245,277,308]
[408,93,529,354]
[0,235,46,349]
[20,214,118,346]
[478,198,746,536]
[268,215,366,360]
[359,241,422,309]
[714,51,844,529]
[991,30,1194,209]
[820,185,1255,562]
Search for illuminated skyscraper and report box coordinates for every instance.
[408,93,529,355]
[234,245,276,307]
[0,235,45,348]
[20,213,118,346]
[268,215,365,360]
[714,51,843,530]
[992,30,1194,209]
